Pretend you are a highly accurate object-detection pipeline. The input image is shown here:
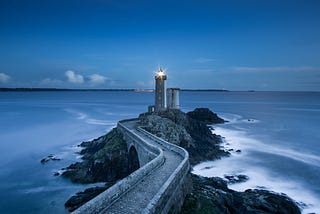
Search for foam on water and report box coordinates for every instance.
[214,127,320,166]
[193,116,320,214]
[86,118,116,126]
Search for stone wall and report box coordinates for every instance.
[72,121,164,214]
[137,127,190,214]
[72,119,190,214]
[118,120,160,166]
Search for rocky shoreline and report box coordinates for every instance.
[59,108,301,213]
[181,174,300,214]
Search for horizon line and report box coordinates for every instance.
[0,87,319,93]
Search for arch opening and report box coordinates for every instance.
[128,146,140,174]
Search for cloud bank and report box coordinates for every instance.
[65,70,84,83]
[0,73,11,83]
[88,74,108,85]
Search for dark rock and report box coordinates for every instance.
[138,114,193,146]
[62,129,132,212]
[237,189,301,214]
[139,108,229,165]
[53,172,60,176]
[203,166,214,170]
[236,149,241,153]
[224,174,249,184]
[40,154,61,164]
[65,183,114,212]
[62,128,130,183]
[181,174,301,214]
[187,108,226,124]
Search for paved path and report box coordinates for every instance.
[102,120,184,213]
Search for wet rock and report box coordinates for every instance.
[187,108,226,124]
[40,154,61,164]
[238,189,301,214]
[236,149,241,153]
[65,183,114,212]
[62,128,130,183]
[53,172,60,176]
[181,174,301,214]
[224,174,249,184]
[139,108,229,165]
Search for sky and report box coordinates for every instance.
[0,0,319,91]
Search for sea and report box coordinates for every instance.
[0,91,319,213]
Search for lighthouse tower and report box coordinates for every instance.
[154,68,167,112]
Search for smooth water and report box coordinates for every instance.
[0,91,152,213]
[0,91,319,213]
[188,92,320,214]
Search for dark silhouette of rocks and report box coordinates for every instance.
[62,128,129,183]
[139,108,229,165]
[40,154,61,163]
[187,107,226,124]
[224,174,249,184]
[64,183,114,212]
[181,174,301,214]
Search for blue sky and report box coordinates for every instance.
[0,0,319,91]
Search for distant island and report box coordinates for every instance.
[0,87,229,92]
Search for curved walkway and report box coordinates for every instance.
[72,119,189,214]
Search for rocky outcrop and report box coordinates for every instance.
[64,182,115,212]
[181,174,301,214]
[62,128,129,183]
[40,154,61,163]
[61,108,301,214]
[139,114,193,146]
[62,128,131,211]
[139,108,229,165]
[187,107,225,124]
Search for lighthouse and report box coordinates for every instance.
[154,68,167,112]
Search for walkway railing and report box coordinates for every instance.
[72,119,190,214]
[137,127,190,214]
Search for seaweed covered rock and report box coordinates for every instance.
[62,128,129,183]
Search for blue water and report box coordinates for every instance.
[0,91,319,213]
[189,92,320,214]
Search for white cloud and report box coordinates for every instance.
[65,70,84,83]
[231,66,319,73]
[88,74,108,85]
[0,73,11,83]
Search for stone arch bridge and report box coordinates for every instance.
[72,118,190,214]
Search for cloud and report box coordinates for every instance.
[195,57,216,63]
[0,73,11,83]
[88,74,108,85]
[231,66,319,73]
[65,70,84,83]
